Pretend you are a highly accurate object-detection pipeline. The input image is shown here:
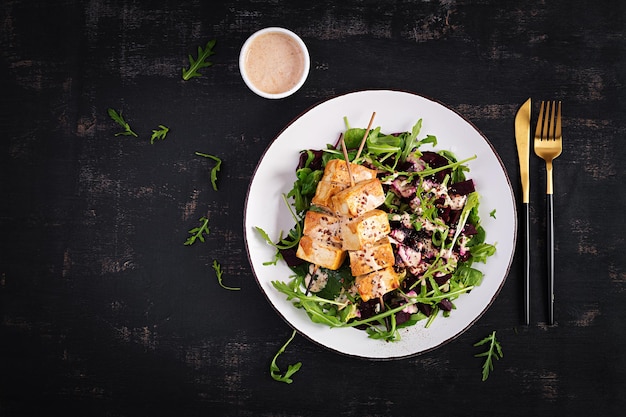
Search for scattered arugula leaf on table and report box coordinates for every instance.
[212,260,240,291]
[151,125,169,144]
[184,216,210,245]
[270,330,302,384]
[107,108,138,137]
[490,209,497,219]
[182,40,216,81]
[474,330,503,381]
[195,152,222,191]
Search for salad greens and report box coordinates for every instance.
[107,108,138,137]
[184,216,210,245]
[195,152,222,191]
[260,117,497,342]
[270,330,302,384]
[474,330,503,381]
[212,260,240,291]
[151,125,169,144]
[182,40,216,81]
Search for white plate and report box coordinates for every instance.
[244,90,517,360]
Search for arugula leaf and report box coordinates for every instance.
[439,148,470,183]
[150,125,169,144]
[107,108,138,137]
[182,40,216,80]
[454,265,484,287]
[255,193,304,266]
[470,242,497,263]
[272,280,350,327]
[212,260,240,291]
[343,127,369,149]
[490,209,497,219]
[287,167,323,214]
[273,277,473,335]
[474,330,503,381]
[195,152,222,191]
[366,310,401,342]
[184,216,210,245]
[399,118,422,162]
[270,330,302,384]
[365,129,403,157]
[314,266,352,300]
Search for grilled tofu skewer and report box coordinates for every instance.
[296,112,400,305]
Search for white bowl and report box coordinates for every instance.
[239,27,310,99]
[244,90,516,359]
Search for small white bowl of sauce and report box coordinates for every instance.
[239,27,310,99]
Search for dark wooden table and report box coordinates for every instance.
[2,1,625,416]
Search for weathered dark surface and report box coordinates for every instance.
[1,1,624,416]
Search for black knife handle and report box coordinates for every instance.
[523,202,530,325]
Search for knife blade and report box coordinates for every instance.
[515,98,531,325]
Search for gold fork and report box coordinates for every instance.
[534,101,562,325]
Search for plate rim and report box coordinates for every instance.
[243,89,518,360]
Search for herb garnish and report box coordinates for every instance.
[474,330,503,381]
[270,330,302,384]
[184,216,210,245]
[107,108,138,137]
[212,260,240,291]
[195,152,222,191]
[151,125,169,144]
[182,40,216,81]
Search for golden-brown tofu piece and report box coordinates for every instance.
[348,237,395,276]
[311,160,377,210]
[311,181,348,211]
[331,178,386,218]
[302,210,342,247]
[321,159,377,184]
[296,235,346,270]
[354,266,400,302]
[341,209,390,251]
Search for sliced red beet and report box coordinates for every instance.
[417,303,433,317]
[421,151,449,168]
[438,298,454,311]
[421,151,451,182]
[463,223,478,236]
[297,149,325,171]
[449,179,475,195]
[280,248,305,267]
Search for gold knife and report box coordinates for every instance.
[515,98,531,325]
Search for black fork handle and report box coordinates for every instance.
[547,194,555,325]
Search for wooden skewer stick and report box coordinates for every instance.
[305,265,319,296]
[341,135,355,187]
[355,111,377,160]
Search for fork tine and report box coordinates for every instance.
[555,101,562,140]
[545,101,554,140]
[535,101,546,139]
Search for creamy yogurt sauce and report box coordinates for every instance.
[243,32,305,94]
